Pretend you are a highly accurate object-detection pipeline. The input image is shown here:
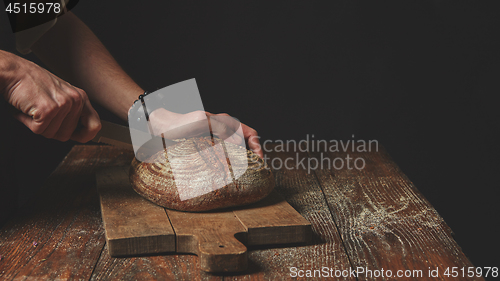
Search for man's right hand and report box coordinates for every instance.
[1,50,101,142]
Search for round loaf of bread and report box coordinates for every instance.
[129,136,274,211]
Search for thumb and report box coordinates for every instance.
[12,107,51,135]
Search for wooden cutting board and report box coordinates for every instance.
[96,166,312,272]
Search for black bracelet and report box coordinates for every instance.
[134,90,151,104]
[129,91,151,124]
[129,89,167,125]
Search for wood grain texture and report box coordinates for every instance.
[90,243,222,281]
[233,190,311,246]
[96,163,312,273]
[1,144,479,280]
[225,150,355,281]
[166,209,248,273]
[97,166,175,257]
[310,144,482,281]
[0,146,134,280]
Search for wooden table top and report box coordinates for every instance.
[0,144,481,280]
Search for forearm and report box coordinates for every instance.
[31,12,142,121]
[0,50,24,98]
[0,50,15,96]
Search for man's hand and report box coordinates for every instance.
[148,108,263,158]
[1,51,101,142]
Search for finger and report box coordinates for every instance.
[13,111,41,132]
[42,86,82,138]
[209,115,244,146]
[209,118,242,145]
[52,105,82,141]
[41,104,72,139]
[70,99,101,143]
[13,101,57,135]
[242,124,263,158]
[52,89,85,141]
[212,114,242,134]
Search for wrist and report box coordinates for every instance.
[109,88,141,121]
[126,90,148,121]
[128,90,170,122]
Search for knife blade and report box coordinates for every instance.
[92,120,179,158]
[92,120,134,150]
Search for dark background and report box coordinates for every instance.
[2,0,499,272]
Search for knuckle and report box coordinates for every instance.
[58,95,73,109]
[76,87,87,97]
[69,89,84,107]
[37,102,58,121]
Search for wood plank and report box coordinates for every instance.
[310,144,482,280]
[233,190,311,246]
[95,161,314,273]
[0,145,134,280]
[226,150,355,280]
[97,166,176,257]
[90,243,222,281]
[166,209,248,273]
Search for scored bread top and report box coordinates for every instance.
[129,136,275,211]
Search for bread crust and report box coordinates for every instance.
[129,136,275,212]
